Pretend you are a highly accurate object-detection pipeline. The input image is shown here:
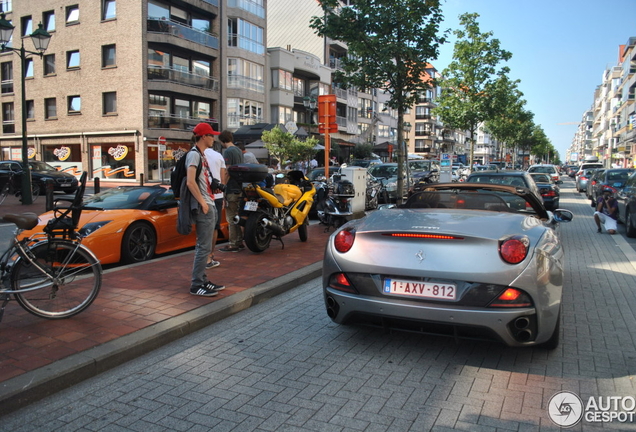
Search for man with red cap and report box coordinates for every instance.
[187,122,224,296]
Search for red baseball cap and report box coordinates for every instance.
[193,123,220,136]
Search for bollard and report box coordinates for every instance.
[45,179,55,211]
[139,173,144,186]
[94,177,100,195]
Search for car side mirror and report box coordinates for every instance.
[552,209,573,222]
[556,180,563,184]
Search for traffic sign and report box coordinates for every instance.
[442,153,450,160]
[158,136,166,145]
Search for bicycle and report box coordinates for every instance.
[0,172,102,321]
[0,166,41,205]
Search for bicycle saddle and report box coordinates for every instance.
[1,212,40,230]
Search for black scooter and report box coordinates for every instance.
[316,173,355,229]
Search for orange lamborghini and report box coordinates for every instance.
[20,185,228,265]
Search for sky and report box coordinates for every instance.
[434,0,636,163]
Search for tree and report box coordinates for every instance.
[433,13,513,167]
[262,126,318,168]
[352,143,374,160]
[310,0,446,203]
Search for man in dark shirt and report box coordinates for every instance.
[594,188,618,234]
[218,130,245,252]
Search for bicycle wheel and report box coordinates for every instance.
[30,183,41,202]
[0,182,8,205]
[12,241,102,319]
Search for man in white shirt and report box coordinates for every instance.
[204,142,227,269]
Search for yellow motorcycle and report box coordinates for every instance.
[228,165,316,253]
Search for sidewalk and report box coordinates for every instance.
[0,193,330,416]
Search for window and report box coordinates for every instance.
[68,95,81,114]
[227,18,264,54]
[102,44,116,68]
[45,98,57,119]
[0,1,12,13]
[103,92,117,115]
[21,16,32,37]
[24,58,33,78]
[67,50,80,69]
[1,61,12,94]
[2,102,14,133]
[26,100,34,120]
[66,5,79,24]
[102,0,115,20]
[43,10,55,32]
[43,54,55,75]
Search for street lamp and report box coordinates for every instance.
[0,15,52,205]
[303,96,317,134]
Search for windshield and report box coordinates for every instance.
[369,165,398,178]
[467,175,528,187]
[530,174,551,183]
[28,161,58,172]
[84,187,168,210]
[402,190,530,213]
[528,166,556,174]
[408,160,436,171]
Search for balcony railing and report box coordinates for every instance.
[227,74,264,93]
[227,113,264,129]
[330,58,344,71]
[334,87,347,100]
[415,130,432,137]
[148,113,203,130]
[202,0,219,6]
[147,18,219,50]
[228,0,265,18]
[336,116,347,127]
[415,114,431,120]
[148,66,219,91]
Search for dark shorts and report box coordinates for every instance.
[214,198,223,230]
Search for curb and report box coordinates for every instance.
[0,262,323,417]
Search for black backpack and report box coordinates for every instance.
[171,149,202,199]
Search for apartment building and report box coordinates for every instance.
[614,37,636,168]
[267,0,378,161]
[0,0,266,184]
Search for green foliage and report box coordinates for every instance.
[310,0,446,202]
[433,13,514,166]
[352,143,374,160]
[262,126,318,166]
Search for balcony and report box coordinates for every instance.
[334,87,347,100]
[148,113,205,131]
[147,18,219,50]
[336,116,347,128]
[330,58,344,71]
[228,0,264,18]
[414,130,433,137]
[148,66,219,91]
[415,114,431,120]
[227,74,264,93]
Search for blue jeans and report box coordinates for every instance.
[191,205,216,288]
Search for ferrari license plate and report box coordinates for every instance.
[383,278,456,300]
[244,201,258,211]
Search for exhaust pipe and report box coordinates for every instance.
[260,218,286,236]
[326,296,339,319]
[514,317,530,329]
[516,329,533,342]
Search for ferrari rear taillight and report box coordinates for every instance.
[499,235,529,264]
[334,229,355,252]
[328,273,357,293]
[489,288,533,307]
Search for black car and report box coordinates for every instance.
[587,168,634,206]
[0,160,79,194]
[529,173,560,211]
[466,171,543,210]
[617,170,636,237]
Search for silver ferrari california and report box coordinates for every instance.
[322,183,573,349]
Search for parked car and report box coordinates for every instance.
[585,168,606,203]
[566,165,579,177]
[322,182,573,348]
[348,158,382,168]
[576,162,604,180]
[617,171,636,237]
[529,173,560,210]
[408,159,440,183]
[587,168,635,207]
[575,167,597,193]
[466,171,543,209]
[368,163,413,203]
[527,164,560,183]
[0,160,79,194]
[19,185,229,265]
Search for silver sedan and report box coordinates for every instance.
[322,183,573,348]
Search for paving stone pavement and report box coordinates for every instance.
[1,181,636,431]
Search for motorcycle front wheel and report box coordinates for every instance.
[298,217,308,242]
[245,212,273,253]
